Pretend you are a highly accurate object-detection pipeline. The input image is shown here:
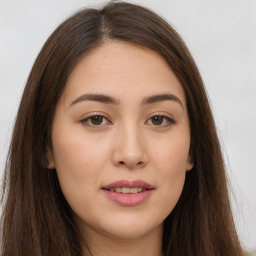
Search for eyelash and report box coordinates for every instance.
[80,114,176,128]
[80,115,112,127]
[146,115,176,127]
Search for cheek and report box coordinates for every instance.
[150,134,190,212]
[51,129,110,209]
[151,131,190,174]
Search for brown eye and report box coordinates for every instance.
[81,115,110,127]
[146,115,175,127]
[90,116,103,125]
[151,116,164,125]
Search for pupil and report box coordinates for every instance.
[152,116,163,125]
[91,116,103,125]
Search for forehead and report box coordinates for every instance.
[62,41,186,105]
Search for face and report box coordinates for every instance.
[48,41,193,241]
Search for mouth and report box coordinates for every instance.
[102,179,155,193]
[101,180,155,206]
[106,187,147,194]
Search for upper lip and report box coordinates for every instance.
[102,180,155,190]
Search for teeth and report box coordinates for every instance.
[116,188,122,193]
[122,187,130,193]
[109,187,144,193]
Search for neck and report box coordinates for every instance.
[81,225,163,256]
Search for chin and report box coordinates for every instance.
[96,216,163,240]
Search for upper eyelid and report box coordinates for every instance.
[80,112,110,120]
[79,112,175,120]
[147,115,174,121]
[81,115,111,122]
[145,111,175,121]
[80,112,174,119]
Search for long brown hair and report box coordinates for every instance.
[1,1,245,255]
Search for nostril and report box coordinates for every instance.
[118,160,144,168]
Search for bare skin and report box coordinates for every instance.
[81,223,163,256]
[48,41,193,256]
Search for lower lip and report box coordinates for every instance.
[102,189,154,206]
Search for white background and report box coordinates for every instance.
[0,0,255,251]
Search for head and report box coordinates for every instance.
[1,2,243,256]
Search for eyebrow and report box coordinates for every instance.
[69,93,183,108]
[70,94,120,106]
[141,93,183,108]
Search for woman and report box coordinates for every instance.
[0,1,245,256]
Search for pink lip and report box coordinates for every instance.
[102,180,155,190]
[102,180,155,206]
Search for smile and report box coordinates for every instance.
[109,187,145,193]
[102,180,155,206]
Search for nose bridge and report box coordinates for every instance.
[122,122,143,153]
[112,120,148,169]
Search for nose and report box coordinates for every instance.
[111,124,148,169]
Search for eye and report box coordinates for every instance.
[80,115,111,127]
[146,115,175,127]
